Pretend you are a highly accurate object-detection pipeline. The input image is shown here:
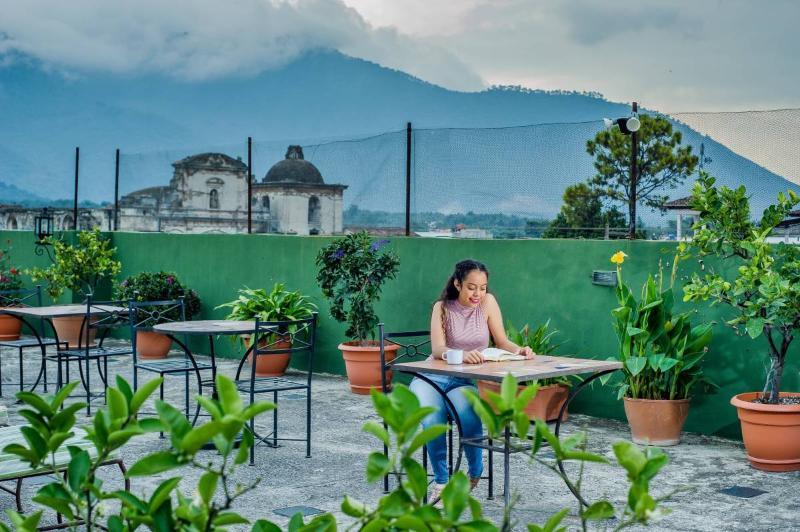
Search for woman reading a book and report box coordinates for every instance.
[409,259,534,502]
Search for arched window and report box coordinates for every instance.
[209,189,219,209]
[7,216,18,230]
[62,215,74,230]
[262,195,270,211]
[308,196,321,232]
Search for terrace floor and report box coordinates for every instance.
[0,345,797,531]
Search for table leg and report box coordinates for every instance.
[166,334,206,426]
[208,336,218,399]
[553,369,618,507]
[504,425,511,508]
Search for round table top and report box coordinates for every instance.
[153,320,257,336]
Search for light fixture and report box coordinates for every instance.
[33,207,55,262]
[603,115,640,135]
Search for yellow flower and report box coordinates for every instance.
[610,251,627,265]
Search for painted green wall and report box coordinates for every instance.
[2,230,796,440]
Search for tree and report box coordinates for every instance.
[587,114,698,237]
[544,183,627,238]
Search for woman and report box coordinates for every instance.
[409,259,534,502]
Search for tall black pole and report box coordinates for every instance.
[247,137,253,234]
[405,122,412,236]
[114,148,120,231]
[73,146,79,230]
[628,102,638,239]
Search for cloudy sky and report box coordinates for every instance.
[0,0,798,112]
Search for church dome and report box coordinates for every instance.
[263,146,324,185]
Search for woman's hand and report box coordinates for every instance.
[518,346,535,359]
[464,350,485,364]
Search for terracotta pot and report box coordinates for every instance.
[52,316,96,348]
[244,335,292,377]
[0,312,22,341]
[136,330,173,359]
[478,381,570,422]
[731,391,800,472]
[623,397,690,446]
[339,341,400,395]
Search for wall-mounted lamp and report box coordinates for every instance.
[33,207,55,262]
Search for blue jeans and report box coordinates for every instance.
[409,374,483,484]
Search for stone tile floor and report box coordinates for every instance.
[0,342,797,531]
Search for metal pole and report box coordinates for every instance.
[247,137,253,234]
[405,122,412,236]
[628,102,638,239]
[73,146,79,230]
[114,148,120,231]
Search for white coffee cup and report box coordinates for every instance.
[443,349,464,364]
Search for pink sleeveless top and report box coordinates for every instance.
[444,299,490,351]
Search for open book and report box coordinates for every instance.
[481,347,526,362]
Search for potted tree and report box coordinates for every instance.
[478,320,571,421]
[27,228,121,347]
[683,174,800,470]
[607,250,714,446]
[216,283,317,376]
[315,232,400,394]
[116,271,201,359]
[0,240,25,340]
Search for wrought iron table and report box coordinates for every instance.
[1,304,128,393]
[392,355,622,507]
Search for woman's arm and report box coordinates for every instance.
[430,301,447,360]
[485,294,535,358]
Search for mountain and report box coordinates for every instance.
[0,50,797,222]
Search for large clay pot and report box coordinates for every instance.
[623,397,690,446]
[0,313,22,341]
[339,341,400,395]
[478,380,570,422]
[731,391,800,472]
[244,335,293,377]
[136,330,173,359]
[52,316,96,348]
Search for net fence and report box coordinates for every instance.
[2,108,799,240]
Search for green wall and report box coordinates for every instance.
[2,230,795,440]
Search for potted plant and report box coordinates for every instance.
[27,228,121,347]
[315,232,400,394]
[116,271,201,359]
[478,320,571,421]
[683,174,800,470]
[216,283,317,376]
[0,240,25,340]
[607,250,714,446]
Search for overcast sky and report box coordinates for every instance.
[1,0,798,112]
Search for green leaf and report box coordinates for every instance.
[198,471,218,504]
[213,512,249,526]
[613,440,646,478]
[401,457,428,501]
[148,477,181,514]
[407,425,448,456]
[626,326,646,337]
[180,421,223,454]
[513,383,539,412]
[341,496,367,517]
[217,374,244,414]
[15,392,54,416]
[500,373,517,409]
[131,377,164,414]
[251,520,283,532]
[67,449,90,491]
[746,318,764,339]
[365,452,391,483]
[155,400,191,448]
[362,421,390,446]
[581,501,615,521]
[128,451,182,476]
[20,426,48,460]
[107,388,129,421]
[624,357,647,377]
[441,472,469,522]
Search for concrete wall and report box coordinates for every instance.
[2,229,795,440]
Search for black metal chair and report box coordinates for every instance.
[234,313,317,464]
[378,323,494,498]
[129,297,212,424]
[53,296,133,414]
[0,286,65,397]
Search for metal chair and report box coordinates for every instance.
[234,313,317,464]
[129,297,212,424]
[378,324,494,498]
[0,286,65,397]
[53,296,133,414]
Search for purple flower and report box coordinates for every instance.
[370,239,390,252]
[121,280,128,287]
[167,276,175,284]
[330,249,345,261]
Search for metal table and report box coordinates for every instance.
[392,355,622,507]
[152,320,258,401]
[1,304,128,393]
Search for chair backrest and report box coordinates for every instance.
[0,286,42,309]
[80,295,130,348]
[378,323,431,393]
[251,313,318,378]
[128,297,186,359]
